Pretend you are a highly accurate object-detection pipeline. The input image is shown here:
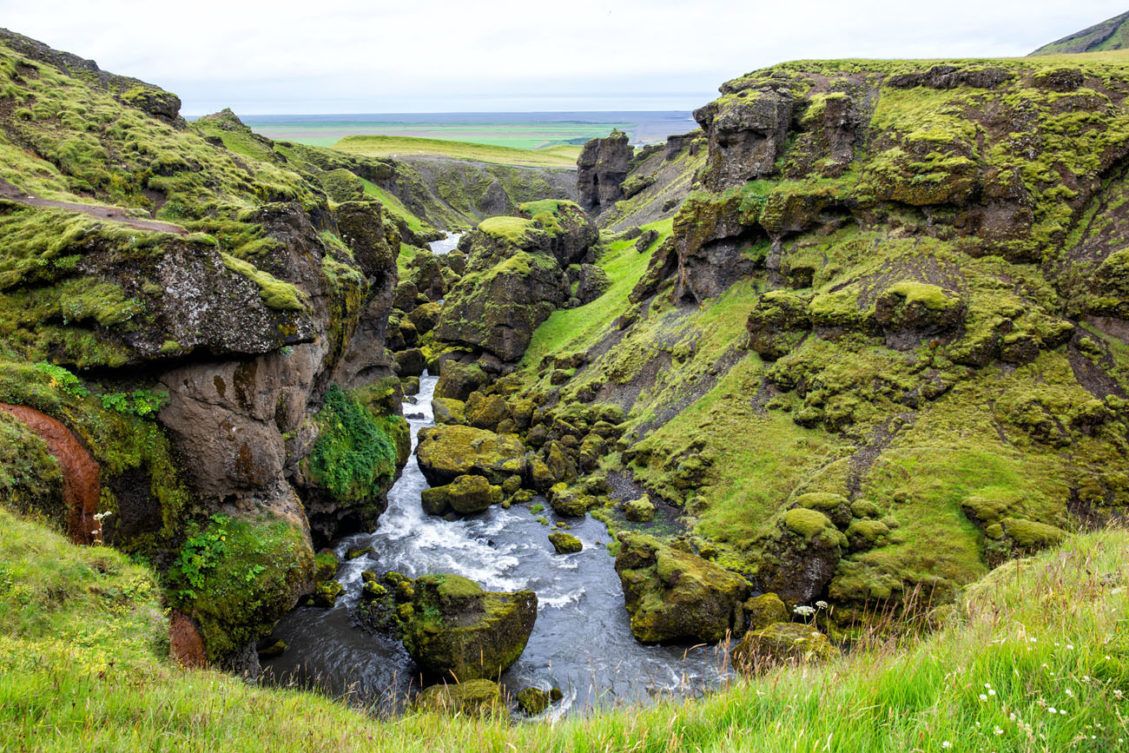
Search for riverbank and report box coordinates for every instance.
[2,508,1123,751]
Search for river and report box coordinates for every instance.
[262,305,727,718]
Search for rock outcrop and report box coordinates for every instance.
[614,533,748,643]
[432,200,598,363]
[577,130,633,213]
[0,31,407,666]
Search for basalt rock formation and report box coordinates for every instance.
[0,31,408,666]
[577,130,633,213]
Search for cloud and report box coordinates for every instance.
[1,0,1125,113]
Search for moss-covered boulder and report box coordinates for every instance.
[465,392,511,431]
[431,397,467,425]
[397,574,537,681]
[744,592,789,631]
[614,532,748,644]
[548,483,591,517]
[416,425,526,486]
[548,532,583,554]
[421,474,503,516]
[515,686,552,716]
[732,622,837,673]
[754,509,847,605]
[414,679,507,718]
[312,579,344,608]
[435,361,487,401]
[624,494,656,522]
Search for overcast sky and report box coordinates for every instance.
[1,1,1126,114]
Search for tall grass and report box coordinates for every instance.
[1,507,1126,752]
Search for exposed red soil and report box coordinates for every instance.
[0,403,101,544]
[169,610,207,668]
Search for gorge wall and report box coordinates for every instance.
[0,29,411,668]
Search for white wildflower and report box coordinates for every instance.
[793,605,816,618]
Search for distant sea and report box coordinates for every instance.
[238,111,697,149]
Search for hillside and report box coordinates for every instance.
[0,27,413,669]
[422,51,1129,633]
[1032,11,1129,55]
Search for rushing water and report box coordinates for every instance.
[428,233,462,256]
[262,373,729,715]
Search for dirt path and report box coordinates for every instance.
[0,178,188,235]
[0,403,102,544]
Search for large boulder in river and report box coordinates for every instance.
[397,574,537,681]
[416,425,526,485]
[421,474,503,516]
[614,532,748,644]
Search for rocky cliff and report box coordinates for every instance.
[452,52,1129,634]
[0,31,409,667]
[577,130,633,213]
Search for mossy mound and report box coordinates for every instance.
[166,513,314,662]
[614,532,748,644]
[396,573,537,681]
[732,621,837,672]
[415,425,526,486]
[413,679,507,718]
[743,592,789,631]
[515,686,552,715]
[421,474,503,516]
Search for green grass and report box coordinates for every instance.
[1,505,1125,752]
[334,136,579,169]
[522,219,672,367]
[477,216,535,243]
[360,178,431,235]
[244,118,626,151]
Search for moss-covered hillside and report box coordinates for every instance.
[478,52,1129,627]
[0,29,410,665]
[1032,11,1129,56]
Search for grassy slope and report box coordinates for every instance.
[2,506,1126,752]
[1032,12,1129,55]
[521,219,672,368]
[334,135,579,169]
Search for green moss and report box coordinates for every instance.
[883,281,956,311]
[307,386,400,505]
[477,216,534,244]
[783,508,836,538]
[1001,517,1068,550]
[219,252,308,312]
[168,513,313,660]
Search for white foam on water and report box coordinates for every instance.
[539,588,586,609]
[428,233,462,255]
